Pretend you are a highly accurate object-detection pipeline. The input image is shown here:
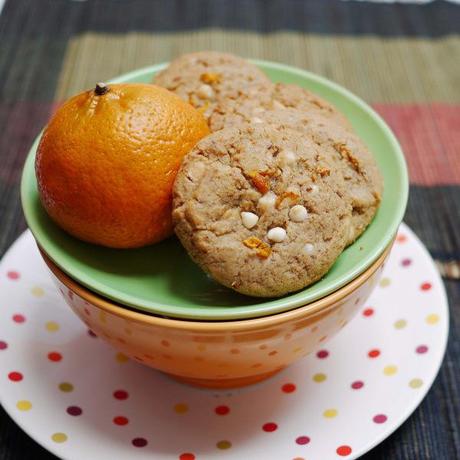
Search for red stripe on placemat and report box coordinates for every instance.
[373,104,460,185]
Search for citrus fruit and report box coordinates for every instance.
[35,82,210,248]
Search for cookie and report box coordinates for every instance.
[209,83,350,132]
[271,83,351,129]
[173,125,351,297]
[153,51,273,120]
[210,106,382,243]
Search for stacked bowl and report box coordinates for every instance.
[21,61,408,389]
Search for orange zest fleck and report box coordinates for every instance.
[248,171,270,194]
[275,191,300,209]
[243,237,272,259]
[200,72,221,84]
[333,143,362,173]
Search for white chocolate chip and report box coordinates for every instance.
[278,149,296,166]
[241,211,259,229]
[252,117,264,124]
[267,227,287,243]
[289,205,308,222]
[303,243,315,255]
[258,191,277,210]
[197,84,214,99]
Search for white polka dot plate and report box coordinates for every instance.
[0,224,449,460]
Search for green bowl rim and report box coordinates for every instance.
[21,59,408,320]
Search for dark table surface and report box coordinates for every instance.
[1,0,459,458]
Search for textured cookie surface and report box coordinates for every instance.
[210,106,382,243]
[153,51,272,120]
[173,126,351,297]
[209,82,351,132]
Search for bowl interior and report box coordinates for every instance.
[21,60,408,320]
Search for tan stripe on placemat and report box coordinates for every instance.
[55,31,460,103]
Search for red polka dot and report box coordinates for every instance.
[113,416,129,426]
[215,405,230,415]
[396,234,407,243]
[416,345,428,354]
[373,414,387,424]
[351,380,364,390]
[179,454,195,460]
[362,308,374,317]
[401,258,412,267]
[12,314,25,324]
[87,330,97,338]
[296,436,310,445]
[47,351,62,362]
[113,390,129,400]
[132,438,148,448]
[421,282,432,291]
[336,445,352,456]
[7,271,20,280]
[8,371,23,382]
[282,383,296,393]
[368,349,380,358]
[84,308,91,316]
[0,341,8,350]
[66,406,82,416]
[316,350,329,359]
[262,422,278,432]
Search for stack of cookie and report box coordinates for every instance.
[153,52,383,297]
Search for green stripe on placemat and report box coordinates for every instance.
[54,32,460,104]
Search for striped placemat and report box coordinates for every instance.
[0,1,458,459]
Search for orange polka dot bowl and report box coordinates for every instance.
[39,242,391,389]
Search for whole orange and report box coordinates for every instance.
[35,83,209,248]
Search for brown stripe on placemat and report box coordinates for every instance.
[435,260,460,280]
[54,31,460,104]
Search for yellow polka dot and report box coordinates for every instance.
[58,382,74,392]
[116,352,129,363]
[16,400,32,411]
[426,314,440,325]
[293,347,303,354]
[98,311,106,324]
[383,365,398,376]
[394,319,407,330]
[51,433,67,443]
[323,408,338,418]
[31,286,45,297]
[45,321,60,332]
[216,440,232,450]
[313,373,327,383]
[409,378,423,389]
[174,403,189,414]
[379,277,391,287]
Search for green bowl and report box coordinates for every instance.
[21,60,408,320]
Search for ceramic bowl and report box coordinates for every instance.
[21,60,408,321]
[40,241,391,389]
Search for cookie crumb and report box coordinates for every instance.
[275,191,300,209]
